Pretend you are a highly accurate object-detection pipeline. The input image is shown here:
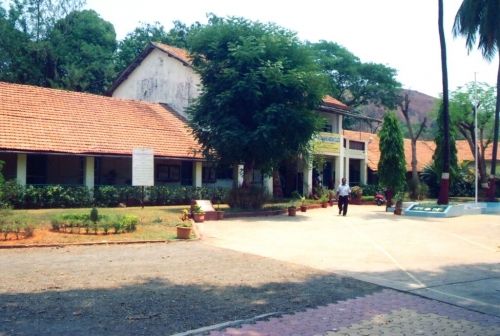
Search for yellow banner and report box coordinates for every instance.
[314,132,341,155]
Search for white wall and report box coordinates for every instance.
[112,49,201,117]
[318,112,341,133]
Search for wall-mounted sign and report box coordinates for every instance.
[132,148,154,186]
[314,132,341,155]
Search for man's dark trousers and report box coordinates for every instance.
[338,196,349,216]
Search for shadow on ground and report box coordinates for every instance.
[333,261,500,317]
[0,247,380,336]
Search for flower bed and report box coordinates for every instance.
[51,213,138,235]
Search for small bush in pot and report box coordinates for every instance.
[177,209,193,239]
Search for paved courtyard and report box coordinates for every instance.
[200,205,500,317]
[0,205,499,335]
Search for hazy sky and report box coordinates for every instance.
[84,0,497,98]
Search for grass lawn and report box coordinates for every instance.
[0,205,190,246]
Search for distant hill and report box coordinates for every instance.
[355,89,438,139]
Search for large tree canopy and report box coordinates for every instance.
[308,40,401,109]
[0,1,115,93]
[8,0,85,41]
[449,82,496,185]
[187,16,326,183]
[49,9,116,93]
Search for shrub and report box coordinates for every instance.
[351,186,363,199]
[1,183,230,209]
[23,224,35,238]
[121,215,138,232]
[227,187,267,210]
[0,213,34,240]
[90,207,99,223]
[360,184,381,196]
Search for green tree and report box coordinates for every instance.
[437,0,451,204]
[453,0,499,200]
[308,40,401,109]
[450,82,496,187]
[187,16,326,187]
[115,21,195,74]
[0,2,52,86]
[398,92,426,200]
[378,111,407,205]
[48,9,116,93]
[8,0,85,41]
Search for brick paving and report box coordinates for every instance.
[209,289,500,336]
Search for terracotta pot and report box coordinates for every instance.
[176,226,192,239]
[193,213,205,223]
[328,199,334,207]
[288,207,297,216]
[321,202,328,208]
[300,205,307,212]
[216,210,224,220]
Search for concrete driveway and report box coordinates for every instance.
[199,205,500,317]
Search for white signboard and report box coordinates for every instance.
[132,148,154,186]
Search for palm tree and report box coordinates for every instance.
[438,0,451,204]
[453,0,499,200]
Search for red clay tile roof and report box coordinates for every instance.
[152,42,192,66]
[0,82,203,159]
[343,130,498,172]
[322,95,348,110]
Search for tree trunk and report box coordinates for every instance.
[399,92,425,200]
[460,124,488,186]
[437,0,450,205]
[487,53,499,201]
[410,138,419,199]
[242,161,255,188]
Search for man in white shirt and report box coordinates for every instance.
[336,177,351,216]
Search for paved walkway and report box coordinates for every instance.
[208,289,500,336]
[199,205,500,335]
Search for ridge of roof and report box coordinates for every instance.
[322,95,348,109]
[108,42,193,95]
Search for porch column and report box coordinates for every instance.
[335,137,346,188]
[84,156,95,189]
[303,159,313,196]
[233,164,244,187]
[263,174,273,196]
[335,156,344,188]
[345,157,350,184]
[360,159,367,185]
[193,161,202,187]
[16,153,27,186]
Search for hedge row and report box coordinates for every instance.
[1,181,229,209]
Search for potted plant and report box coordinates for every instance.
[287,201,297,216]
[213,193,225,220]
[350,186,363,205]
[192,205,205,223]
[177,209,192,239]
[328,190,335,206]
[299,196,307,212]
[394,192,404,215]
[319,194,329,208]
